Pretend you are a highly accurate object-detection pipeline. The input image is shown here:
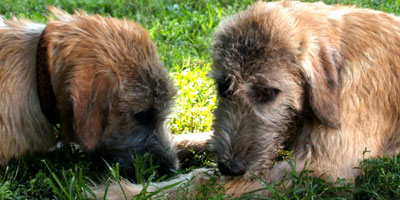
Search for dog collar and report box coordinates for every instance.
[36,28,61,124]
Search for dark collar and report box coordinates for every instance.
[36,28,60,124]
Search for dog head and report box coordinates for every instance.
[209,2,341,176]
[42,8,178,178]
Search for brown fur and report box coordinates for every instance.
[172,132,213,161]
[93,1,400,198]
[0,8,179,177]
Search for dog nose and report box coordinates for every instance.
[155,155,179,177]
[218,160,246,176]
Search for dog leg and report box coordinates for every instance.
[92,168,214,199]
[172,132,212,162]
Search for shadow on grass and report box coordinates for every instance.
[2,145,400,200]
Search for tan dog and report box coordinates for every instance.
[0,8,179,178]
[94,1,400,198]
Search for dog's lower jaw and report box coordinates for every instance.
[0,21,55,164]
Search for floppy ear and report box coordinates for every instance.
[70,69,118,149]
[301,40,342,129]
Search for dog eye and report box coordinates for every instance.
[254,87,280,103]
[133,110,153,123]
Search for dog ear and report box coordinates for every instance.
[70,69,118,149]
[301,40,342,129]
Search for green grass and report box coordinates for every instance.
[1,0,400,199]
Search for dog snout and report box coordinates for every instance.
[155,157,179,176]
[149,144,179,176]
[218,159,246,176]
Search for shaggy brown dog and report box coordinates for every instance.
[0,8,179,178]
[93,1,400,198]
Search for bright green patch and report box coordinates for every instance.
[169,62,216,134]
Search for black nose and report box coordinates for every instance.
[156,159,178,177]
[218,160,246,176]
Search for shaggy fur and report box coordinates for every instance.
[94,1,400,198]
[0,8,179,177]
